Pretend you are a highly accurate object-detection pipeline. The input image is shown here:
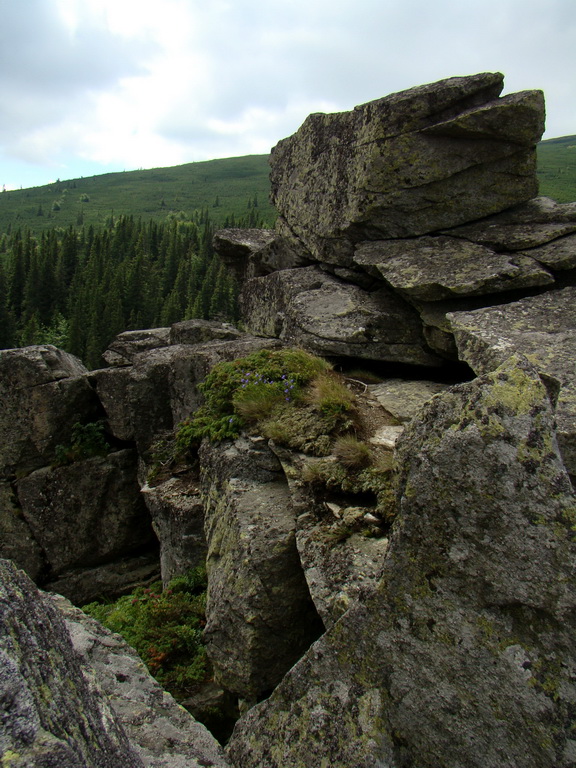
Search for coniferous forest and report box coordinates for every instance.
[0,211,251,369]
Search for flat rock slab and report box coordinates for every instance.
[354,237,553,301]
[448,285,576,474]
[442,196,576,251]
[369,378,451,423]
[270,73,544,265]
[240,266,441,366]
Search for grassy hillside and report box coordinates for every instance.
[0,137,573,236]
[0,154,276,234]
[537,135,576,203]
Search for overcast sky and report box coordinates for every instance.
[1,0,575,190]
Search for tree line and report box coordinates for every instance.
[0,209,254,369]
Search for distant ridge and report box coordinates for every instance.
[0,154,276,234]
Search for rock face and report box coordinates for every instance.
[51,592,231,768]
[227,356,576,768]
[200,437,324,704]
[16,450,155,600]
[448,286,576,476]
[270,72,544,265]
[0,559,145,768]
[240,265,441,366]
[0,345,98,477]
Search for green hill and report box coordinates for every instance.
[537,135,576,203]
[0,154,276,235]
[0,136,573,237]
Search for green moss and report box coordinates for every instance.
[1,751,21,767]
[176,348,332,449]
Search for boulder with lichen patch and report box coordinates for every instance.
[227,355,576,768]
[448,285,576,476]
[270,72,544,265]
[240,266,441,366]
[200,436,324,706]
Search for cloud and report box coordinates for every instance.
[0,0,574,188]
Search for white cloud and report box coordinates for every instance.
[0,0,574,188]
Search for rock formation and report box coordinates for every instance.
[2,72,576,766]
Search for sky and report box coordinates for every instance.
[1,0,575,190]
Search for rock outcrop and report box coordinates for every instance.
[227,356,576,768]
[270,72,544,265]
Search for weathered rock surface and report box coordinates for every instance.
[227,356,576,768]
[270,73,544,265]
[200,437,323,704]
[169,318,243,346]
[95,337,281,455]
[102,327,171,367]
[0,345,98,477]
[141,474,206,587]
[0,481,44,581]
[0,559,144,768]
[295,507,388,629]
[45,553,160,606]
[213,229,309,284]
[441,196,576,251]
[240,266,441,366]
[448,286,576,475]
[369,378,451,423]
[17,450,154,586]
[51,592,231,768]
[354,236,553,301]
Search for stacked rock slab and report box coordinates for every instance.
[217,72,560,367]
[270,72,544,266]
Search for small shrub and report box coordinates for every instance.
[53,421,110,466]
[333,435,372,469]
[82,566,209,700]
[176,348,332,450]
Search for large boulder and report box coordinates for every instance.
[200,436,323,705]
[270,73,544,265]
[448,286,576,476]
[16,450,155,596]
[51,592,231,768]
[354,236,553,302]
[227,356,576,768]
[0,559,144,767]
[240,266,441,366]
[0,345,98,478]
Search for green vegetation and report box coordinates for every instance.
[54,421,110,466]
[537,135,576,203]
[175,348,334,449]
[0,155,276,234]
[83,567,209,701]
